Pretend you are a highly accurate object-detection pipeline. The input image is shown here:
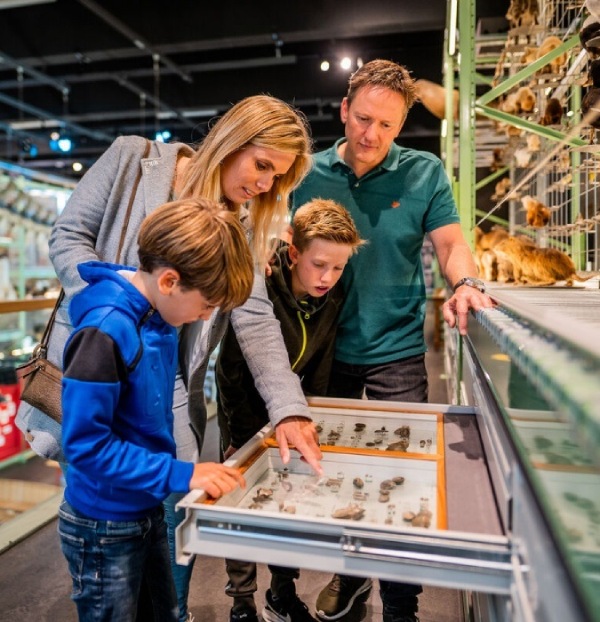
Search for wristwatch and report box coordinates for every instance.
[453,276,486,293]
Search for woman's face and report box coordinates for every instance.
[220,145,296,204]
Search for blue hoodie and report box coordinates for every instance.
[62,261,194,520]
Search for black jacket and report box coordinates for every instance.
[216,243,344,449]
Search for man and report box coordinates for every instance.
[293,59,492,622]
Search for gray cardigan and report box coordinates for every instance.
[16,135,310,461]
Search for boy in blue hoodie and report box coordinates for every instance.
[59,198,254,622]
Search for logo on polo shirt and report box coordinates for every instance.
[391,200,401,208]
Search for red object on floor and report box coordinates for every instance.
[0,383,22,461]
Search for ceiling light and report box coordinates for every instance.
[340,57,352,71]
[57,137,72,153]
[320,60,330,72]
[72,162,83,172]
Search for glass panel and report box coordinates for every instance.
[469,303,600,619]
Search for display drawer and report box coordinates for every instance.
[176,398,512,594]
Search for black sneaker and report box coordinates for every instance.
[315,574,372,620]
[262,589,317,622]
[230,607,259,622]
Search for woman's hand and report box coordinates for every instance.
[275,416,323,475]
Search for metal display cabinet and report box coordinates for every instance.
[177,396,539,622]
[461,285,600,622]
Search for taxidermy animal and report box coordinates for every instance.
[585,0,600,20]
[491,177,511,201]
[502,86,536,114]
[580,15,600,57]
[494,236,589,286]
[581,59,600,130]
[526,133,541,152]
[541,98,563,126]
[536,36,567,74]
[505,0,539,28]
[490,147,506,172]
[522,195,552,227]
[514,147,533,167]
[474,226,510,281]
[414,79,459,121]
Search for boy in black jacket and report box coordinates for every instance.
[216,199,364,622]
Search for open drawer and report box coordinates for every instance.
[176,397,512,595]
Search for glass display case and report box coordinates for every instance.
[462,285,600,622]
[177,399,511,599]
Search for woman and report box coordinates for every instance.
[16,95,322,622]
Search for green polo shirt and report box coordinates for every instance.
[293,139,459,365]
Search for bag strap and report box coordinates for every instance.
[38,138,152,357]
[116,138,151,263]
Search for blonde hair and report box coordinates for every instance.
[137,198,254,312]
[347,59,418,111]
[292,199,365,254]
[178,95,312,264]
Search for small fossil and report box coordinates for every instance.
[411,512,431,528]
[394,425,410,438]
[315,424,323,433]
[378,492,390,503]
[281,480,293,492]
[419,440,426,448]
[248,502,263,510]
[385,517,393,525]
[392,476,405,485]
[403,511,416,522]
[373,438,383,445]
[332,504,365,520]
[282,505,296,514]
[380,479,396,491]
[253,488,273,502]
[386,439,409,452]
[353,491,368,501]
[327,430,341,441]
[366,442,375,447]
[354,423,366,431]
[326,478,343,487]
[353,477,364,489]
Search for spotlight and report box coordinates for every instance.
[72,162,83,172]
[320,60,330,72]
[340,57,352,70]
[57,137,73,153]
[154,130,172,143]
[49,132,72,153]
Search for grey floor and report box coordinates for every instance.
[0,302,464,621]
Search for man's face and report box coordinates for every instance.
[340,85,408,177]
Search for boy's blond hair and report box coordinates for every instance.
[347,59,418,112]
[178,95,313,265]
[137,198,254,312]
[292,199,365,254]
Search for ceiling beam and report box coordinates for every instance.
[0,48,69,94]
[76,0,193,84]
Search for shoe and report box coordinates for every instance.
[383,616,419,622]
[262,589,317,622]
[230,607,259,622]
[315,575,372,620]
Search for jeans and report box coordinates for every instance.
[328,355,427,614]
[58,499,178,622]
[164,493,195,622]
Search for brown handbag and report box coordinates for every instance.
[16,138,151,424]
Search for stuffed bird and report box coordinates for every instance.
[582,59,600,130]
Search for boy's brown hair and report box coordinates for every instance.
[137,198,254,312]
[347,59,418,112]
[292,199,365,253]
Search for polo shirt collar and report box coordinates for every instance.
[329,138,401,175]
